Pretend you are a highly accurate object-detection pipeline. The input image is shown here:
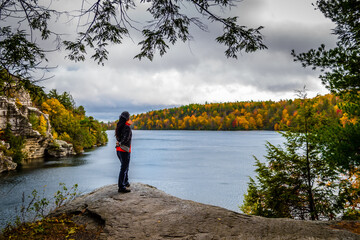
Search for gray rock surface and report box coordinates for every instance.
[47,139,76,157]
[0,153,16,173]
[0,96,36,137]
[0,141,17,173]
[50,183,360,240]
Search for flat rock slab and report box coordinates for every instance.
[51,183,360,240]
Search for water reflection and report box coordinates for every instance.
[22,157,87,169]
[2,151,93,177]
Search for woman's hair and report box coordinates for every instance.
[115,111,130,140]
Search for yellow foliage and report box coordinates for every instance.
[42,98,69,117]
[256,117,263,128]
[52,131,58,139]
[248,117,257,129]
[38,115,47,136]
[41,102,51,113]
[238,116,249,130]
[156,119,162,129]
[59,132,72,143]
[163,119,170,128]
[15,98,22,108]
[340,113,350,127]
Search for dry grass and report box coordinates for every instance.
[330,221,360,235]
[0,214,103,240]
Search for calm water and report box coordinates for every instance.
[0,130,283,228]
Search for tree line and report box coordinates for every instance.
[130,94,343,131]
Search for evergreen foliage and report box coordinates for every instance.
[0,123,26,164]
[47,90,75,110]
[292,0,360,171]
[241,90,354,220]
[243,0,360,220]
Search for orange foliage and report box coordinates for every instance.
[132,94,343,131]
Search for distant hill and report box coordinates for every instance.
[131,94,343,131]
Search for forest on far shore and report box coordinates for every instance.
[105,94,345,131]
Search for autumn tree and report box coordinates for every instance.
[41,93,107,153]
[131,95,341,131]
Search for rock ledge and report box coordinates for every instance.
[50,183,360,240]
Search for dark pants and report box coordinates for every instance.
[117,151,130,190]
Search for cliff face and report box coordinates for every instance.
[0,89,75,172]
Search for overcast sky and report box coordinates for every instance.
[39,0,337,121]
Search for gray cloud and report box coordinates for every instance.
[36,0,338,121]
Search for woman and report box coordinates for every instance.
[115,111,132,193]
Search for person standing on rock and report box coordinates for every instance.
[115,111,132,193]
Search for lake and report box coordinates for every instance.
[0,130,283,229]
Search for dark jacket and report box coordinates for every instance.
[116,124,132,148]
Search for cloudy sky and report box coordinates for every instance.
[40,0,337,121]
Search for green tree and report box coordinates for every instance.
[0,123,26,164]
[48,89,75,110]
[0,26,47,94]
[292,0,360,170]
[241,90,346,220]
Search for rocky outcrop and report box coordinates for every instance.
[0,91,76,170]
[0,96,36,137]
[47,139,76,157]
[0,96,52,159]
[50,183,360,240]
[0,140,16,173]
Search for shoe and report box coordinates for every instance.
[118,188,131,193]
[125,183,130,188]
